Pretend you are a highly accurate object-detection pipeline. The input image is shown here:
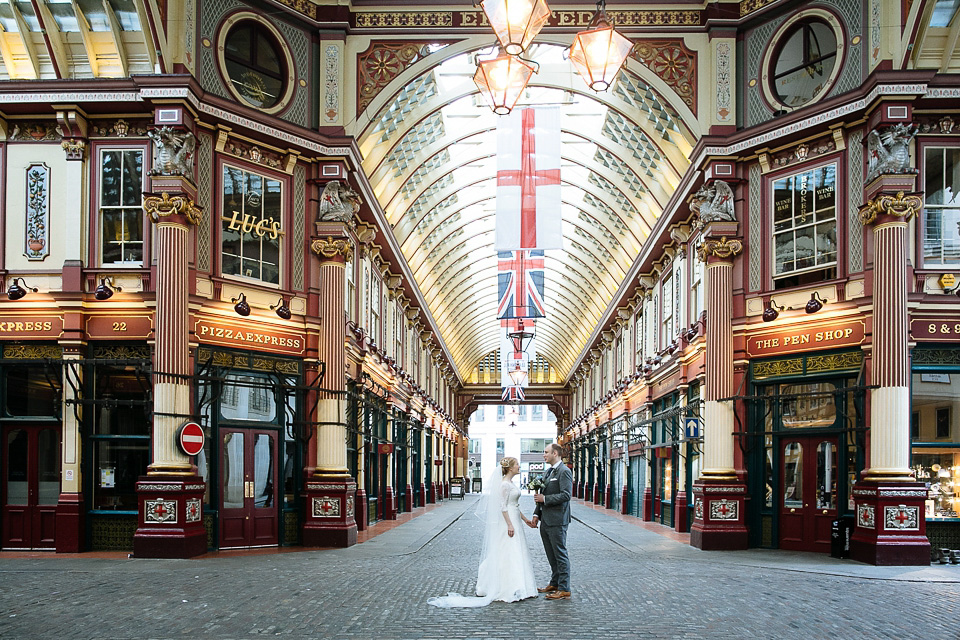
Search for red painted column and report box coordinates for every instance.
[133,178,206,559]
[690,223,748,551]
[302,231,358,547]
[851,182,930,565]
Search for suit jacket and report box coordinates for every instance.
[533,463,572,526]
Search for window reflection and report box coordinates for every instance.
[781,383,836,428]
[783,442,803,507]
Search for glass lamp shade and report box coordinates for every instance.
[569,24,633,92]
[480,0,551,55]
[473,53,537,115]
[508,365,527,386]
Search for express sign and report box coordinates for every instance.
[177,422,205,456]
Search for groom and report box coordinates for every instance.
[530,443,572,600]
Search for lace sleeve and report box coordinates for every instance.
[499,481,510,512]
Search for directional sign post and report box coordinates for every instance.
[177,421,205,456]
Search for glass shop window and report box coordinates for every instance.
[99,148,144,266]
[911,371,960,519]
[219,373,278,423]
[923,147,960,265]
[4,366,59,417]
[91,367,150,510]
[772,163,837,288]
[221,165,283,284]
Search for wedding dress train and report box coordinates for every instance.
[427,479,538,608]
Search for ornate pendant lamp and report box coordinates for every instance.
[569,0,633,92]
[473,49,538,115]
[480,0,552,56]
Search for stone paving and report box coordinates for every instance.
[1,496,959,639]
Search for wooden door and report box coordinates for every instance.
[2,425,59,549]
[219,429,279,548]
[779,436,839,553]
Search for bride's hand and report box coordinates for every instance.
[507,525,515,537]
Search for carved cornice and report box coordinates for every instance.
[143,191,203,226]
[696,236,743,263]
[311,235,354,261]
[858,191,922,227]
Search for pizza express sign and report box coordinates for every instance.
[194,317,305,355]
[746,320,865,357]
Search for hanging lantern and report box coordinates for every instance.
[473,51,538,115]
[480,0,552,56]
[569,1,633,92]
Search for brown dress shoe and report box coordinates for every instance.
[545,590,571,600]
[537,585,557,593]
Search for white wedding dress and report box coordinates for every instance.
[428,479,538,608]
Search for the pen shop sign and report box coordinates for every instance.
[746,320,865,357]
[194,317,305,355]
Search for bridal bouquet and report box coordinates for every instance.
[527,476,545,493]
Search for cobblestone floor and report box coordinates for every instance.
[1,496,958,639]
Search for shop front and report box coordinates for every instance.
[745,349,866,552]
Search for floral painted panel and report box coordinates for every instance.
[25,163,50,261]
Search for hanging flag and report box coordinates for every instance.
[495,107,562,251]
[502,386,526,402]
[497,250,546,320]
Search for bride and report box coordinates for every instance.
[428,457,538,607]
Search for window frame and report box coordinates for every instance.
[217,158,288,289]
[919,142,960,267]
[92,142,149,269]
[215,12,296,115]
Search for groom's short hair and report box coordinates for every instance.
[547,443,562,456]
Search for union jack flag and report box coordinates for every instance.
[502,386,525,402]
[497,250,545,320]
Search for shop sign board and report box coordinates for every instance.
[377,443,394,455]
[177,422,205,456]
[746,319,864,357]
[86,314,153,340]
[194,316,306,355]
[0,315,63,338]
[910,317,960,342]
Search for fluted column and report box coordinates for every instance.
[690,228,747,551]
[313,236,353,477]
[850,188,929,565]
[145,193,201,474]
[859,192,918,480]
[698,235,742,479]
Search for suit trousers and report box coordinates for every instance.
[539,522,570,591]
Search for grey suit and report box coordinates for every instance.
[533,463,572,591]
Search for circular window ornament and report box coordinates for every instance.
[761,9,845,112]
[216,12,295,114]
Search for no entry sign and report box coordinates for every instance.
[177,422,205,456]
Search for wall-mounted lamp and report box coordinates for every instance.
[805,292,827,314]
[762,298,784,322]
[231,293,251,316]
[6,278,37,300]
[270,297,292,320]
[94,277,122,301]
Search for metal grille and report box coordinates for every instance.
[749,164,762,291]
[196,131,213,272]
[293,164,306,290]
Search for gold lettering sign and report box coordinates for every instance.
[194,318,305,355]
[911,318,960,342]
[746,320,864,357]
[221,211,284,239]
[0,316,63,338]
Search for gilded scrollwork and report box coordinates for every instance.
[143,191,204,226]
[858,191,923,226]
[311,235,354,261]
[696,236,743,262]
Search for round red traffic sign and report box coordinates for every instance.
[177,422,205,456]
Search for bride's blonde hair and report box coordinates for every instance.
[500,457,518,476]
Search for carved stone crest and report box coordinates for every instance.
[147,126,197,180]
[866,123,917,183]
[318,180,361,222]
[690,180,736,223]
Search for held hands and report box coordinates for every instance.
[528,515,539,528]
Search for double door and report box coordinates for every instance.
[2,425,59,549]
[779,435,839,553]
[219,429,278,548]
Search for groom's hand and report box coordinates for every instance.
[529,516,538,528]
[534,494,545,503]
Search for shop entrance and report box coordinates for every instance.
[778,435,839,553]
[219,428,279,548]
[2,425,59,549]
